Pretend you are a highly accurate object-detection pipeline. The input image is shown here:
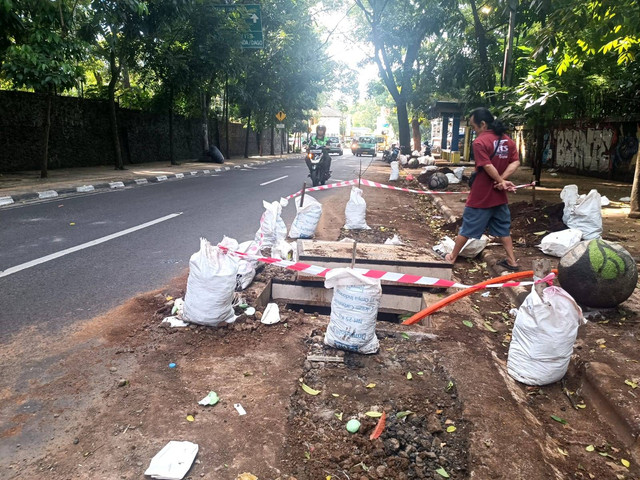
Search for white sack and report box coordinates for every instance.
[272,239,294,260]
[344,187,370,230]
[289,194,322,239]
[445,173,461,184]
[538,229,583,257]
[398,154,408,166]
[145,441,199,480]
[254,199,288,249]
[560,185,602,240]
[433,235,489,258]
[389,161,399,181]
[324,268,381,354]
[508,286,585,386]
[182,237,238,326]
[412,150,421,157]
[236,240,260,291]
[422,165,438,173]
[453,167,465,180]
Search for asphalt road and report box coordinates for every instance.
[0,152,377,341]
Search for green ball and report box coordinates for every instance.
[346,419,361,433]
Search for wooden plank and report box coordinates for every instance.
[306,355,344,363]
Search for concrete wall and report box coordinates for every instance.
[0,90,275,172]
[514,120,640,181]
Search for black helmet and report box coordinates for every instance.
[316,125,326,135]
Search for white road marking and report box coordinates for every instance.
[260,175,288,186]
[0,212,183,278]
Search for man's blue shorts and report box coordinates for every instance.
[459,204,511,239]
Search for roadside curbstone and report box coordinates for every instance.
[38,190,58,199]
[76,185,95,192]
[0,196,14,206]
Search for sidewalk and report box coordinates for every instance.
[0,154,301,206]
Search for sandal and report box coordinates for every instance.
[497,258,520,272]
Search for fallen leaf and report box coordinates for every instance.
[237,474,257,480]
[435,467,450,478]
[446,426,457,433]
[301,383,321,396]
[621,459,630,468]
[304,451,310,459]
[396,411,413,418]
[369,412,386,440]
[595,338,606,344]
[558,447,568,456]
[484,322,498,332]
[550,415,567,425]
[463,320,474,328]
[186,415,194,422]
[407,372,413,380]
[533,231,548,235]
[585,445,595,452]
[446,381,454,392]
[417,371,424,375]
[436,409,443,414]
[165,295,173,301]
[365,411,383,418]
[366,383,376,389]
[624,379,638,389]
[335,412,343,421]
[577,403,586,409]
[69,222,75,226]
[243,372,253,377]
[401,332,410,340]
[332,393,340,397]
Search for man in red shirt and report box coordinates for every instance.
[445,108,521,271]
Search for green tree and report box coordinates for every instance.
[1,0,86,177]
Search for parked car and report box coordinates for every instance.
[327,136,343,155]
[355,136,377,157]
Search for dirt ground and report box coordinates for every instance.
[1,160,639,480]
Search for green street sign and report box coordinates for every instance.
[242,5,263,49]
[215,4,263,49]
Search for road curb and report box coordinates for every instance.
[0,156,297,207]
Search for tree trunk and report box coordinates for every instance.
[201,90,209,158]
[396,101,411,154]
[629,153,640,217]
[244,112,251,158]
[224,74,230,159]
[40,91,52,178]
[108,52,124,170]
[532,122,544,185]
[169,86,177,165]
[411,117,421,153]
[270,124,275,155]
[257,130,262,156]
[469,0,495,93]
[502,0,518,88]
[212,111,221,149]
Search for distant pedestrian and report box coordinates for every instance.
[445,107,521,271]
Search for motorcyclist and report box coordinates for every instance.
[305,124,332,177]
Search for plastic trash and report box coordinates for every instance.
[236,241,260,291]
[600,196,610,206]
[182,237,239,326]
[171,298,184,316]
[162,317,189,328]
[384,234,404,245]
[433,235,489,258]
[324,268,381,354]
[234,403,247,415]
[619,196,631,202]
[271,239,294,260]
[346,419,361,433]
[560,185,602,240]
[538,228,583,257]
[507,286,585,386]
[168,363,176,368]
[389,161,399,181]
[144,441,199,480]
[445,173,461,184]
[198,391,220,406]
[245,307,256,316]
[254,199,288,249]
[261,303,281,325]
[453,167,465,180]
[289,194,322,239]
[344,187,370,230]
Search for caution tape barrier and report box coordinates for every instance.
[219,246,555,290]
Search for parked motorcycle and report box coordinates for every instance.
[382,144,400,163]
[305,143,332,186]
[422,141,432,156]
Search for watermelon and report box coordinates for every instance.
[558,239,638,308]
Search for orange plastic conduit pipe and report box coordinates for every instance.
[402,269,558,326]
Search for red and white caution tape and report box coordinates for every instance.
[285,178,467,200]
[219,245,555,290]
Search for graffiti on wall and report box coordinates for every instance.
[554,127,614,172]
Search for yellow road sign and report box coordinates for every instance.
[275,111,286,121]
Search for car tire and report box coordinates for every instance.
[339,150,343,156]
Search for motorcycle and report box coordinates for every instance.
[422,141,432,156]
[305,143,332,187]
[382,145,400,163]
